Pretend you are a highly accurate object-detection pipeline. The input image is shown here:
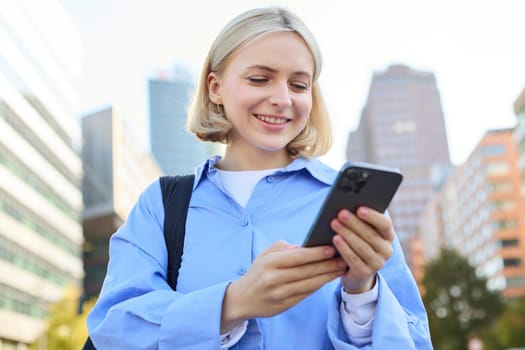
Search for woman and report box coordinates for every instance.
[87,6,432,349]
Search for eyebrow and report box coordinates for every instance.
[246,65,312,80]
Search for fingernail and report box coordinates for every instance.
[358,207,369,217]
[340,210,351,220]
[325,247,335,256]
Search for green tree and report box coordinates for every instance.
[30,286,96,350]
[422,247,504,350]
[483,297,525,350]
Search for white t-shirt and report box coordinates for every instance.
[217,168,278,207]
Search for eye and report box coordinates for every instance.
[290,81,309,91]
[248,76,268,84]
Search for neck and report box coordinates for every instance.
[217,146,292,171]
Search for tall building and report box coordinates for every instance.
[346,64,451,265]
[0,0,83,347]
[82,106,163,299]
[419,129,525,299]
[148,66,217,175]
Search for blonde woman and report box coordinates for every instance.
[87,7,432,349]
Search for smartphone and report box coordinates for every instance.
[302,161,403,248]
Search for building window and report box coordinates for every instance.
[0,143,78,221]
[0,283,46,319]
[506,276,525,287]
[0,100,79,186]
[500,239,519,247]
[503,258,522,267]
[490,200,516,211]
[482,145,506,156]
[0,191,77,255]
[487,182,513,193]
[493,220,517,230]
[0,235,69,286]
[392,120,417,134]
[486,162,510,176]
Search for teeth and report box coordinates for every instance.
[255,115,288,124]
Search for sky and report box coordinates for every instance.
[61,0,525,169]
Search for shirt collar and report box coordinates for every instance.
[193,155,336,190]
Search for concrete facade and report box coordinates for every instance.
[419,128,525,298]
[0,0,83,346]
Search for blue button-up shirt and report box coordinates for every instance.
[87,156,432,349]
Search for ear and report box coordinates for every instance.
[207,72,222,104]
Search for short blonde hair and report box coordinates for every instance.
[187,7,332,158]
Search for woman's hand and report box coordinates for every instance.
[221,240,347,333]
[331,207,394,294]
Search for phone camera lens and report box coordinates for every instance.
[356,179,367,189]
[345,169,358,180]
[339,178,354,193]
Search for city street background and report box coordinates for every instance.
[62,0,525,167]
[1,1,525,349]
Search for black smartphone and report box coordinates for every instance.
[302,161,403,248]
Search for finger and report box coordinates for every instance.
[332,217,393,261]
[337,209,393,248]
[252,259,343,303]
[353,208,395,257]
[331,217,391,271]
[259,240,296,257]
[356,207,395,241]
[275,257,347,284]
[332,211,381,251]
[332,234,376,274]
[272,268,343,300]
[268,245,337,269]
[331,223,372,264]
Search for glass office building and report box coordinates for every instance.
[148,66,217,176]
[347,64,451,266]
[0,0,83,347]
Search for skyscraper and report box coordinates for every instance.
[347,64,451,264]
[82,106,163,299]
[148,65,216,175]
[0,0,83,346]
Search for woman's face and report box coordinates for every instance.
[208,31,314,159]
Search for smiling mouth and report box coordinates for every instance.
[254,114,291,125]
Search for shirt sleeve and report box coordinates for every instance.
[87,181,231,349]
[326,235,433,349]
[220,321,248,348]
[339,278,378,346]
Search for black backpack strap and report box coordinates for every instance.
[82,337,96,350]
[159,174,195,290]
[83,175,195,350]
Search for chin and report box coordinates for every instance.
[258,144,288,153]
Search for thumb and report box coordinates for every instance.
[260,240,298,256]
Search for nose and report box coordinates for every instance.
[268,81,292,108]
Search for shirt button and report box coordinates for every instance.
[266,175,274,183]
[241,218,249,226]
[237,266,247,275]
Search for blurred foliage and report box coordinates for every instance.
[422,247,504,350]
[30,286,96,350]
[483,297,525,350]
